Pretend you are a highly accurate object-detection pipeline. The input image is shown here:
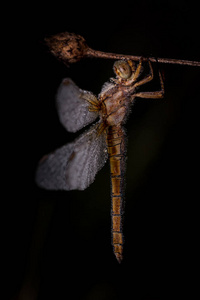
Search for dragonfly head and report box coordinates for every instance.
[113,60,135,80]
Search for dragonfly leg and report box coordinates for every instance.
[134,69,164,99]
[130,57,143,82]
[133,60,154,88]
[123,57,143,85]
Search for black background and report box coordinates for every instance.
[6,1,200,299]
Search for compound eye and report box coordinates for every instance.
[113,60,132,79]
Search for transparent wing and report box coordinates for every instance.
[35,123,108,191]
[56,78,99,133]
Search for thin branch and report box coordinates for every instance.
[87,48,200,67]
[45,32,200,67]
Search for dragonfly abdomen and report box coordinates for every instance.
[107,126,126,263]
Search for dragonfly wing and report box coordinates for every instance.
[56,78,99,133]
[36,123,108,190]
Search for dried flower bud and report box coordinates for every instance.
[45,32,88,64]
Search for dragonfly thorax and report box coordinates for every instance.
[99,85,131,127]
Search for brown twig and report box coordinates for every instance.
[45,32,200,67]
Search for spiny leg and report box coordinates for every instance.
[134,69,164,99]
[133,60,154,88]
[124,57,143,85]
[130,57,143,82]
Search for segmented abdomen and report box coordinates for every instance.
[107,126,126,263]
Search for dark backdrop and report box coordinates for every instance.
[7,1,200,299]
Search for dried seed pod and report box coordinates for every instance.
[45,31,200,67]
[45,32,88,64]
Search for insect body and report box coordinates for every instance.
[36,59,164,263]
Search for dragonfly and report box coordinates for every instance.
[36,57,165,263]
